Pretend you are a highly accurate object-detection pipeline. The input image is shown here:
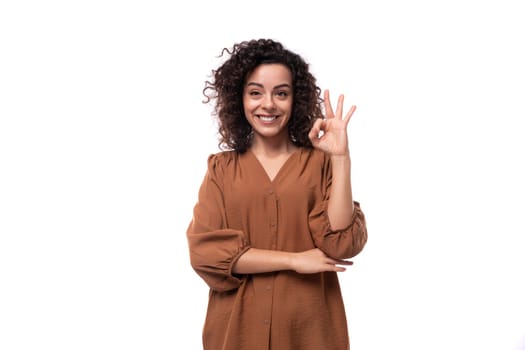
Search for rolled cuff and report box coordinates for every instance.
[188,229,251,292]
[309,201,368,260]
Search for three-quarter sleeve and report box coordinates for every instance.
[309,201,367,259]
[308,156,368,260]
[187,154,250,292]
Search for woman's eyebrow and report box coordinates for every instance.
[273,83,292,89]
[245,82,291,89]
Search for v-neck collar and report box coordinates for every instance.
[247,148,302,184]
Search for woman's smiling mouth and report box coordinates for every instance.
[257,115,278,122]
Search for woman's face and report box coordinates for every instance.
[242,63,293,143]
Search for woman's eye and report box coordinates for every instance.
[276,91,289,97]
[249,91,261,96]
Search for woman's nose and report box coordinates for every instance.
[262,94,275,109]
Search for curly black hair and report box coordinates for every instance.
[203,39,323,153]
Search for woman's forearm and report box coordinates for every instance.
[327,153,355,230]
[232,247,351,275]
[232,248,294,274]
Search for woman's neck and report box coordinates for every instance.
[250,136,297,158]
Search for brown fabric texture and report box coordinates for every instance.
[187,147,367,350]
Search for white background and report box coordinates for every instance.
[1,0,524,349]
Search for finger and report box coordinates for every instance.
[323,89,335,119]
[308,118,324,142]
[343,105,357,125]
[322,263,347,272]
[335,94,344,120]
[326,257,353,266]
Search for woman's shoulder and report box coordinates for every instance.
[206,150,240,176]
[207,150,239,164]
[300,147,329,166]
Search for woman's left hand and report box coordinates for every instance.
[308,89,356,156]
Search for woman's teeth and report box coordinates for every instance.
[259,116,277,122]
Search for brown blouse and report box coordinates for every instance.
[187,147,367,350]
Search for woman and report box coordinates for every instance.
[187,38,367,350]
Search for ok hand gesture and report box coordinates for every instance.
[308,90,356,156]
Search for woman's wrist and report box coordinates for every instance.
[288,252,298,272]
[330,151,350,165]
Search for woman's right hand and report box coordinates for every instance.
[291,248,353,273]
